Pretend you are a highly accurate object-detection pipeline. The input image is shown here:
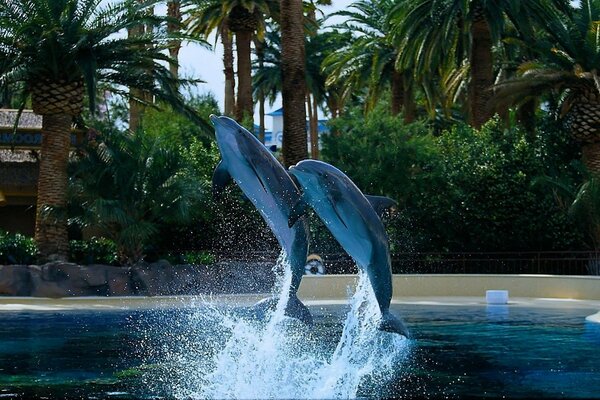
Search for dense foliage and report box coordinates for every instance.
[0,231,37,265]
[323,105,585,253]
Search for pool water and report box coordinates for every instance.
[0,298,599,399]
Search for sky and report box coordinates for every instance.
[173,0,356,130]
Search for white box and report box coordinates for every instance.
[486,290,509,304]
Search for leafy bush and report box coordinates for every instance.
[68,127,209,265]
[182,251,215,265]
[0,231,37,265]
[69,238,117,265]
[323,108,585,253]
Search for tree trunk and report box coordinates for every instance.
[570,90,600,175]
[167,0,182,80]
[391,70,404,116]
[280,0,308,167]
[468,8,494,129]
[306,92,314,154]
[311,93,319,159]
[235,30,254,122]
[255,37,266,142]
[403,73,416,124]
[35,114,72,260]
[128,22,145,131]
[222,23,236,116]
[259,94,266,143]
[517,99,537,140]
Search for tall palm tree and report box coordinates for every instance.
[391,0,570,128]
[167,0,183,79]
[494,1,600,174]
[0,0,211,261]
[186,0,279,121]
[280,0,309,166]
[323,0,415,122]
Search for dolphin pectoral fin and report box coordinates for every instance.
[212,160,232,200]
[365,195,398,218]
[288,198,308,227]
[378,311,410,338]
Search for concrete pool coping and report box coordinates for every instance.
[0,274,598,312]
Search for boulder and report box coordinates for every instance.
[0,265,33,296]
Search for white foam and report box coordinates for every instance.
[148,254,410,399]
[585,311,600,323]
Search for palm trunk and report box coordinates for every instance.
[280,0,308,167]
[468,8,494,129]
[571,90,600,175]
[517,99,537,140]
[259,95,266,142]
[255,37,266,142]
[391,70,404,116]
[222,24,236,116]
[403,73,416,124]
[35,114,72,260]
[128,22,145,131]
[167,0,182,80]
[235,30,254,122]
[306,92,314,154]
[311,93,319,159]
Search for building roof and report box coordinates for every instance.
[266,107,283,117]
[0,109,42,130]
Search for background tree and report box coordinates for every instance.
[493,0,600,174]
[0,0,211,260]
[280,0,309,166]
[323,0,414,121]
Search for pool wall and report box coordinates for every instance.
[298,274,600,301]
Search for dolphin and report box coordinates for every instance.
[288,160,409,337]
[209,115,312,324]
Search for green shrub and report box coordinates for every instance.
[323,108,585,253]
[0,231,37,265]
[182,251,215,265]
[69,237,117,265]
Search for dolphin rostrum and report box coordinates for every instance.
[209,115,312,324]
[288,159,409,337]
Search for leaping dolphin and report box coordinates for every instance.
[288,160,409,337]
[209,115,312,324]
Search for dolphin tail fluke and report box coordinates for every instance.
[285,294,313,325]
[378,311,410,338]
[251,295,313,325]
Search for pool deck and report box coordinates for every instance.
[0,274,599,312]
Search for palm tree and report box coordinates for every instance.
[323,0,415,122]
[280,0,309,166]
[167,0,183,79]
[185,1,236,115]
[186,0,279,121]
[493,1,600,173]
[0,0,211,261]
[391,0,570,129]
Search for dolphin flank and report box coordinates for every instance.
[209,115,312,324]
[288,159,409,337]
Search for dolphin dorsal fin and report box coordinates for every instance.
[288,197,308,228]
[365,195,397,218]
[212,160,232,200]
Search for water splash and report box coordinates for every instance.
[140,253,410,399]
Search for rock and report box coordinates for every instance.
[0,265,33,296]
[0,258,277,297]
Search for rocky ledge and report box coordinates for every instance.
[0,261,276,297]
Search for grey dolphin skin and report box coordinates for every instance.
[288,160,409,337]
[209,115,312,324]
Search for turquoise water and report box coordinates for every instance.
[0,300,599,399]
